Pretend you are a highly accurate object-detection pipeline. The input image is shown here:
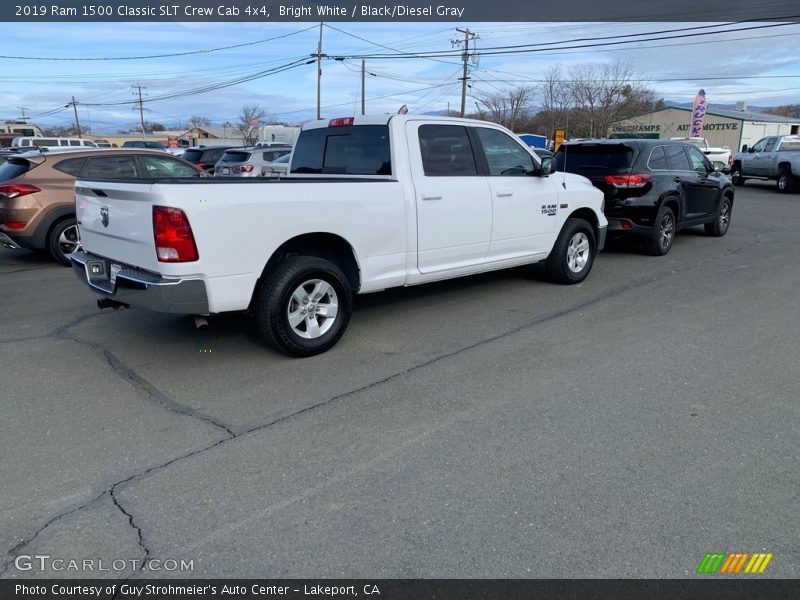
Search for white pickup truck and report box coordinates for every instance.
[670,137,732,172]
[71,115,607,356]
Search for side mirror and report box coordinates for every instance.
[539,157,553,177]
[712,161,726,172]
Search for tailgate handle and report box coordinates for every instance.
[92,189,108,197]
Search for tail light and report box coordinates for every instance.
[329,117,354,127]
[4,221,28,229]
[195,162,205,170]
[0,184,40,199]
[604,174,651,188]
[728,154,733,167]
[233,165,254,173]
[153,206,198,262]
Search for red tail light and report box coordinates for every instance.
[0,184,40,199]
[329,117,354,127]
[153,206,198,262]
[233,165,254,173]
[604,174,651,188]
[728,154,733,166]
[195,162,205,170]
[4,220,27,229]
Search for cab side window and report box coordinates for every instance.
[763,138,777,152]
[685,146,710,173]
[474,127,534,176]
[750,139,767,153]
[418,125,478,176]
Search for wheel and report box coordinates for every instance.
[776,171,795,194]
[730,163,745,186]
[545,218,596,284]
[47,217,80,266]
[704,196,732,237]
[648,206,676,256]
[255,256,353,357]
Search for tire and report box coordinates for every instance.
[730,163,745,186]
[47,217,80,266]
[648,206,676,256]
[545,218,596,284]
[704,196,732,237]
[255,255,353,357]
[776,171,795,194]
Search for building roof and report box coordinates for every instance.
[661,106,800,124]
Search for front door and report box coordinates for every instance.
[684,146,721,219]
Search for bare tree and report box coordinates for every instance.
[187,115,210,130]
[475,86,536,131]
[537,64,571,136]
[234,104,267,145]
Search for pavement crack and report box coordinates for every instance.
[0,491,106,577]
[109,488,150,571]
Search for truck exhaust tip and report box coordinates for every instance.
[97,298,129,310]
[194,315,209,331]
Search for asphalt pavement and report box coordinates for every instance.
[1,181,797,579]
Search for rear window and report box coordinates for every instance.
[291,125,391,175]
[219,151,252,163]
[555,144,634,173]
[182,149,203,163]
[780,138,800,151]
[53,157,88,176]
[0,158,34,181]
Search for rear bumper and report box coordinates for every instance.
[607,218,654,236]
[71,248,209,314]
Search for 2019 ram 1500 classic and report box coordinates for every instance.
[731,135,800,193]
[71,115,607,357]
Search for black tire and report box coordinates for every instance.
[545,218,596,284]
[47,217,79,266]
[705,196,732,237]
[730,163,745,186]
[648,206,676,256]
[776,171,795,194]
[255,255,353,357]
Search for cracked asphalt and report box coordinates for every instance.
[1,182,798,579]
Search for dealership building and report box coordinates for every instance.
[608,107,800,152]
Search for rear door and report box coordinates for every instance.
[683,146,721,218]
[407,122,492,274]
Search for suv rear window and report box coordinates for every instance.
[0,157,35,181]
[555,144,634,174]
[182,149,203,163]
[291,125,391,175]
[219,151,252,163]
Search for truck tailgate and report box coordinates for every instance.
[75,181,159,271]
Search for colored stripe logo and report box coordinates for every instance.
[697,552,773,574]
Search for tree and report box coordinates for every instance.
[188,115,210,129]
[234,104,267,145]
[765,104,800,119]
[475,86,536,131]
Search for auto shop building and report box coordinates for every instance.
[608,107,800,152]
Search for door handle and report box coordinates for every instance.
[496,191,513,197]
[673,177,682,183]
[92,189,108,197]
[421,193,443,201]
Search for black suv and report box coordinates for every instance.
[554,139,734,255]
[181,145,239,173]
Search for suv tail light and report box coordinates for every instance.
[195,162,205,170]
[604,174,651,188]
[233,165,254,173]
[728,154,733,167]
[0,184,40,199]
[153,206,198,262]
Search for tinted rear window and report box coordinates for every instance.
[555,145,634,173]
[182,149,203,163]
[220,151,252,163]
[291,125,391,175]
[0,158,33,181]
[54,157,88,176]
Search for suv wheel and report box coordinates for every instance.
[648,206,675,256]
[705,196,732,237]
[545,218,596,284]
[255,256,353,357]
[777,170,795,194]
[48,217,80,266]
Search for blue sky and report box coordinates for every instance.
[2,21,799,133]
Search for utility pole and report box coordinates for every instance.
[453,28,477,118]
[361,59,366,116]
[133,85,146,138]
[17,106,28,122]
[71,97,82,138]
[316,22,323,120]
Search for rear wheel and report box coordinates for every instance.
[705,196,732,237]
[545,218,596,284]
[47,217,79,266]
[730,163,745,186]
[777,170,795,194]
[648,206,675,256]
[255,256,353,357]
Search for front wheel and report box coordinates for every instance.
[705,196,732,237]
[48,217,80,266]
[255,256,353,357]
[777,171,795,194]
[730,163,745,186]
[545,218,596,284]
